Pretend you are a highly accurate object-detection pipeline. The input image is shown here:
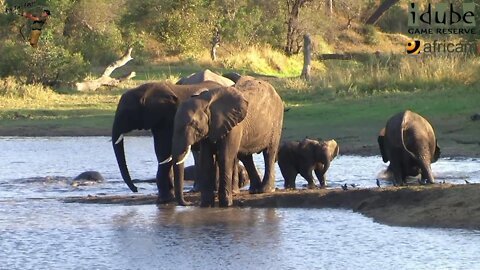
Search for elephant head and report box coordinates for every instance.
[171,87,248,205]
[112,83,178,193]
[112,81,223,198]
[298,138,339,166]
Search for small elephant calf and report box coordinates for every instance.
[278,138,339,189]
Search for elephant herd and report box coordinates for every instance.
[112,69,441,207]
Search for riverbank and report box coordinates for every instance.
[65,183,480,230]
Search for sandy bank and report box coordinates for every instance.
[64,183,480,230]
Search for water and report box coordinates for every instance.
[1,136,479,269]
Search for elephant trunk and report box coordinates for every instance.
[112,131,138,193]
[172,143,192,206]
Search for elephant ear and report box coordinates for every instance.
[141,83,179,128]
[206,87,248,142]
[378,128,388,163]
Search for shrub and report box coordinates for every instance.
[0,41,89,86]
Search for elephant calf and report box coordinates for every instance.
[378,110,440,186]
[278,138,339,189]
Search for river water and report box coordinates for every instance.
[1,136,479,269]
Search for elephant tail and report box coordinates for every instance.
[400,117,419,162]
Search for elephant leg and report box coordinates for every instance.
[259,145,278,193]
[241,155,262,194]
[232,158,240,194]
[191,150,200,192]
[419,158,435,184]
[387,152,405,186]
[199,143,216,207]
[314,164,326,188]
[217,135,240,207]
[299,169,316,189]
[279,163,297,189]
[153,129,175,203]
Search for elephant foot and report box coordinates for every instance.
[232,187,241,194]
[200,201,215,207]
[200,193,215,207]
[218,197,233,208]
[307,183,317,189]
[258,185,276,194]
[156,193,175,204]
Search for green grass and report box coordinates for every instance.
[1,50,479,157]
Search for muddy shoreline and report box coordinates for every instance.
[65,183,480,230]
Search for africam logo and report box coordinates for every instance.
[406,39,479,54]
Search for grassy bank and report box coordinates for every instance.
[1,49,479,157]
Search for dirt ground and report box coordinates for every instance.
[65,183,480,230]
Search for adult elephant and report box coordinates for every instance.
[171,79,284,207]
[278,138,339,189]
[377,110,441,186]
[176,69,235,86]
[112,81,224,203]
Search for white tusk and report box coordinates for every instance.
[175,145,191,165]
[114,134,124,145]
[159,156,172,165]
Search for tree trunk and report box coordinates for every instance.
[210,28,221,61]
[327,0,333,16]
[285,0,312,56]
[76,47,135,91]
[365,0,400,25]
[301,34,312,81]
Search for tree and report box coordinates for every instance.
[284,0,313,56]
[365,0,400,25]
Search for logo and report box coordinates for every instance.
[406,40,422,54]
[408,2,476,35]
[406,40,478,54]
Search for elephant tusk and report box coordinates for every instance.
[176,145,191,165]
[114,134,124,145]
[159,156,172,165]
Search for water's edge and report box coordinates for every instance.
[65,184,480,230]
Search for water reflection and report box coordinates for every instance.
[1,200,480,269]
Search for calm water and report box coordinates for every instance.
[1,136,479,269]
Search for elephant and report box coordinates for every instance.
[184,163,250,193]
[378,110,441,186]
[171,78,284,207]
[73,171,104,182]
[176,69,235,87]
[278,138,339,189]
[112,80,225,203]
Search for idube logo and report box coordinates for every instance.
[406,40,422,54]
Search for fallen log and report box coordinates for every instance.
[76,47,136,91]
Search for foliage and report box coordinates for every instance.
[0,40,89,86]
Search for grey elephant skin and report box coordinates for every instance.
[112,80,225,203]
[172,78,284,207]
[378,110,440,186]
[176,69,235,87]
[184,163,250,192]
[73,171,104,182]
[278,138,339,189]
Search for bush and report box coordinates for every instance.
[0,41,89,86]
[0,76,55,99]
